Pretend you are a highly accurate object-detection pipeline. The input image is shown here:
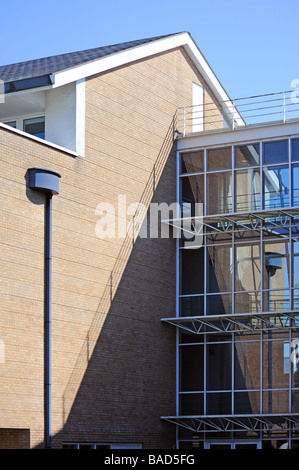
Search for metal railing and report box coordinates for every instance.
[176,90,299,136]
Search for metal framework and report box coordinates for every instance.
[161,310,299,335]
[164,134,299,447]
[161,413,299,434]
[162,207,299,240]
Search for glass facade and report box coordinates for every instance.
[175,136,299,449]
[181,138,299,215]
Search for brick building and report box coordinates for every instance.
[0,31,299,450]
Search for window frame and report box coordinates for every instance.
[2,113,45,139]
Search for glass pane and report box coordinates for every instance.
[23,116,45,139]
[207,245,232,293]
[291,336,299,391]
[294,289,299,310]
[264,242,290,291]
[207,171,232,214]
[235,244,261,292]
[181,174,204,215]
[234,391,260,414]
[206,392,232,414]
[181,151,204,174]
[262,340,290,389]
[180,296,204,317]
[263,140,288,164]
[180,345,204,391]
[263,165,289,209]
[180,393,204,415]
[294,253,299,290]
[291,138,299,162]
[263,290,290,312]
[181,248,204,295]
[235,292,261,314]
[207,147,231,170]
[292,164,299,206]
[235,168,261,212]
[235,143,260,167]
[262,390,289,413]
[234,342,260,390]
[292,390,299,413]
[207,293,232,315]
[207,343,232,390]
[4,120,17,128]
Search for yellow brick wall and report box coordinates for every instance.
[0,46,221,449]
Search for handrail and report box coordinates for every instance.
[176,89,299,136]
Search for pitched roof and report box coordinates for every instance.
[0,34,177,84]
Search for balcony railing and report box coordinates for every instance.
[176,90,299,136]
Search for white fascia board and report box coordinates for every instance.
[50,32,192,87]
[49,32,240,122]
[177,120,299,151]
[182,39,244,126]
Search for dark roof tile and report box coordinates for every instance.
[0,34,177,84]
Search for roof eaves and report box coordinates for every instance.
[50,31,192,88]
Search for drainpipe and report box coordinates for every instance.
[28,168,61,449]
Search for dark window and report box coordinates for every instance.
[292,139,299,162]
[263,140,288,164]
[23,116,45,139]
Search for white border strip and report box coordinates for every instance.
[0,121,80,157]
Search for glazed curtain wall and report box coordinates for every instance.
[181,138,299,216]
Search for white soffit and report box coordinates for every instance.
[50,32,232,106]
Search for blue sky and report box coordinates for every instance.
[1,0,298,99]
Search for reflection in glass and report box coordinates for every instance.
[207,245,232,293]
[23,116,45,139]
[294,289,299,311]
[235,168,261,212]
[263,390,289,414]
[234,342,260,390]
[207,294,232,315]
[181,151,204,174]
[207,171,232,214]
[234,391,260,414]
[207,147,231,170]
[181,174,204,216]
[235,292,261,314]
[291,138,299,162]
[235,244,261,292]
[207,342,232,390]
[263,290,290,312]
[263,165,289,209]
[264,242,290,292]
[262,341,290,390]
[291,336,299,412]
[263,140,288,164]
[235,143,260,167]
[292,164,299,206]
